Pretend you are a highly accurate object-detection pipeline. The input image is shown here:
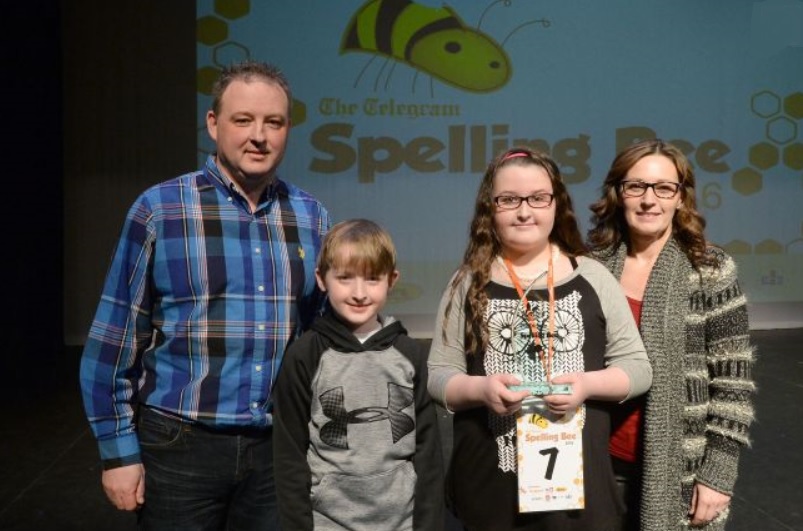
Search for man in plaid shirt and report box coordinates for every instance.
[80,61,330,530]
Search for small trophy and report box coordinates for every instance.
[509,382,572,395]
[508,341,572,396]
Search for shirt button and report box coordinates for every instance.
[251,401,259,410]
[258,285,265,292]
[255,365,263,372]
[258,324,265,331]
[255,247,261,254]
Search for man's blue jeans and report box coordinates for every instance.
[137,406,280,531]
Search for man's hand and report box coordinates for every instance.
[102,463,145,511]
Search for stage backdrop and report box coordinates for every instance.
[196,0,803,336]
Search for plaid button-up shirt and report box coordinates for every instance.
[80,156,330,468]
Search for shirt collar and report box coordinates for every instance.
[204,154,285,209]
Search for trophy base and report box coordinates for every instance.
[509,382,573,396]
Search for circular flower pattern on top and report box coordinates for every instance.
[551,308,581,353]
[488,308,530,356]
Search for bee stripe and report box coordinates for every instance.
[342,0,463,62]
[341,0,384,52]
[341,0,409,55]
[374,0,411,56]
[402,16,461,61]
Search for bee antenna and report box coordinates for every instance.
[501,19,550,48]
[477,0,508,30]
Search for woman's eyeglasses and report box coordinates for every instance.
[620,181,682,199]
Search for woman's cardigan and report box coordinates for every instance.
[595,238,755,531]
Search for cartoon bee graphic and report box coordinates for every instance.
[528,413,548,429]
[342,0,543,93]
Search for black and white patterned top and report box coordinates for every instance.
[429,256,651,531]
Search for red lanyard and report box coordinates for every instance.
[502,250,556,383]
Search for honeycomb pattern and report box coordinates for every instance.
[748,142,779,170]
[767,116,797,144]
[291,99,307,127]
[722,240,752,255]
[214,0,249,20]
[197,16,228,46]
[783,143,803,170]
[755,239,784,254]
[784,92,803,119]
[197,66,221,95]
[213,42,250,68]
[732,167,763,195]
[732,90,803,196]
[197,2,253,72]
[751,91,781,118]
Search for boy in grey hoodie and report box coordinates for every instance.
[273,219,443,530]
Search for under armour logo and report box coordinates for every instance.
[319,382,414,449]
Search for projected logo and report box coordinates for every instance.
[341,0,548,94]
[731,91,803,196]
[194,3,803,277]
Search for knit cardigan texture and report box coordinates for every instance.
[595,239,755,531]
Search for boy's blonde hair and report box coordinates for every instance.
[317,219,397,278]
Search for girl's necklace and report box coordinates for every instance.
[496,256,546,297]
[499,245,559,382]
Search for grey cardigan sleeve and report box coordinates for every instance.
[696,251,756,494]
[578,257,653,400]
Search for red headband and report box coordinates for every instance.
[501,152,529,162]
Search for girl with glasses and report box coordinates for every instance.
[428,147,652,530]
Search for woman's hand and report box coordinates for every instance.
[689,482,731,526]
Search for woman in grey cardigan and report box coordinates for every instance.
[587,139,755,531]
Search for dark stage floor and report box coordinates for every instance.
[1,329,800,530]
